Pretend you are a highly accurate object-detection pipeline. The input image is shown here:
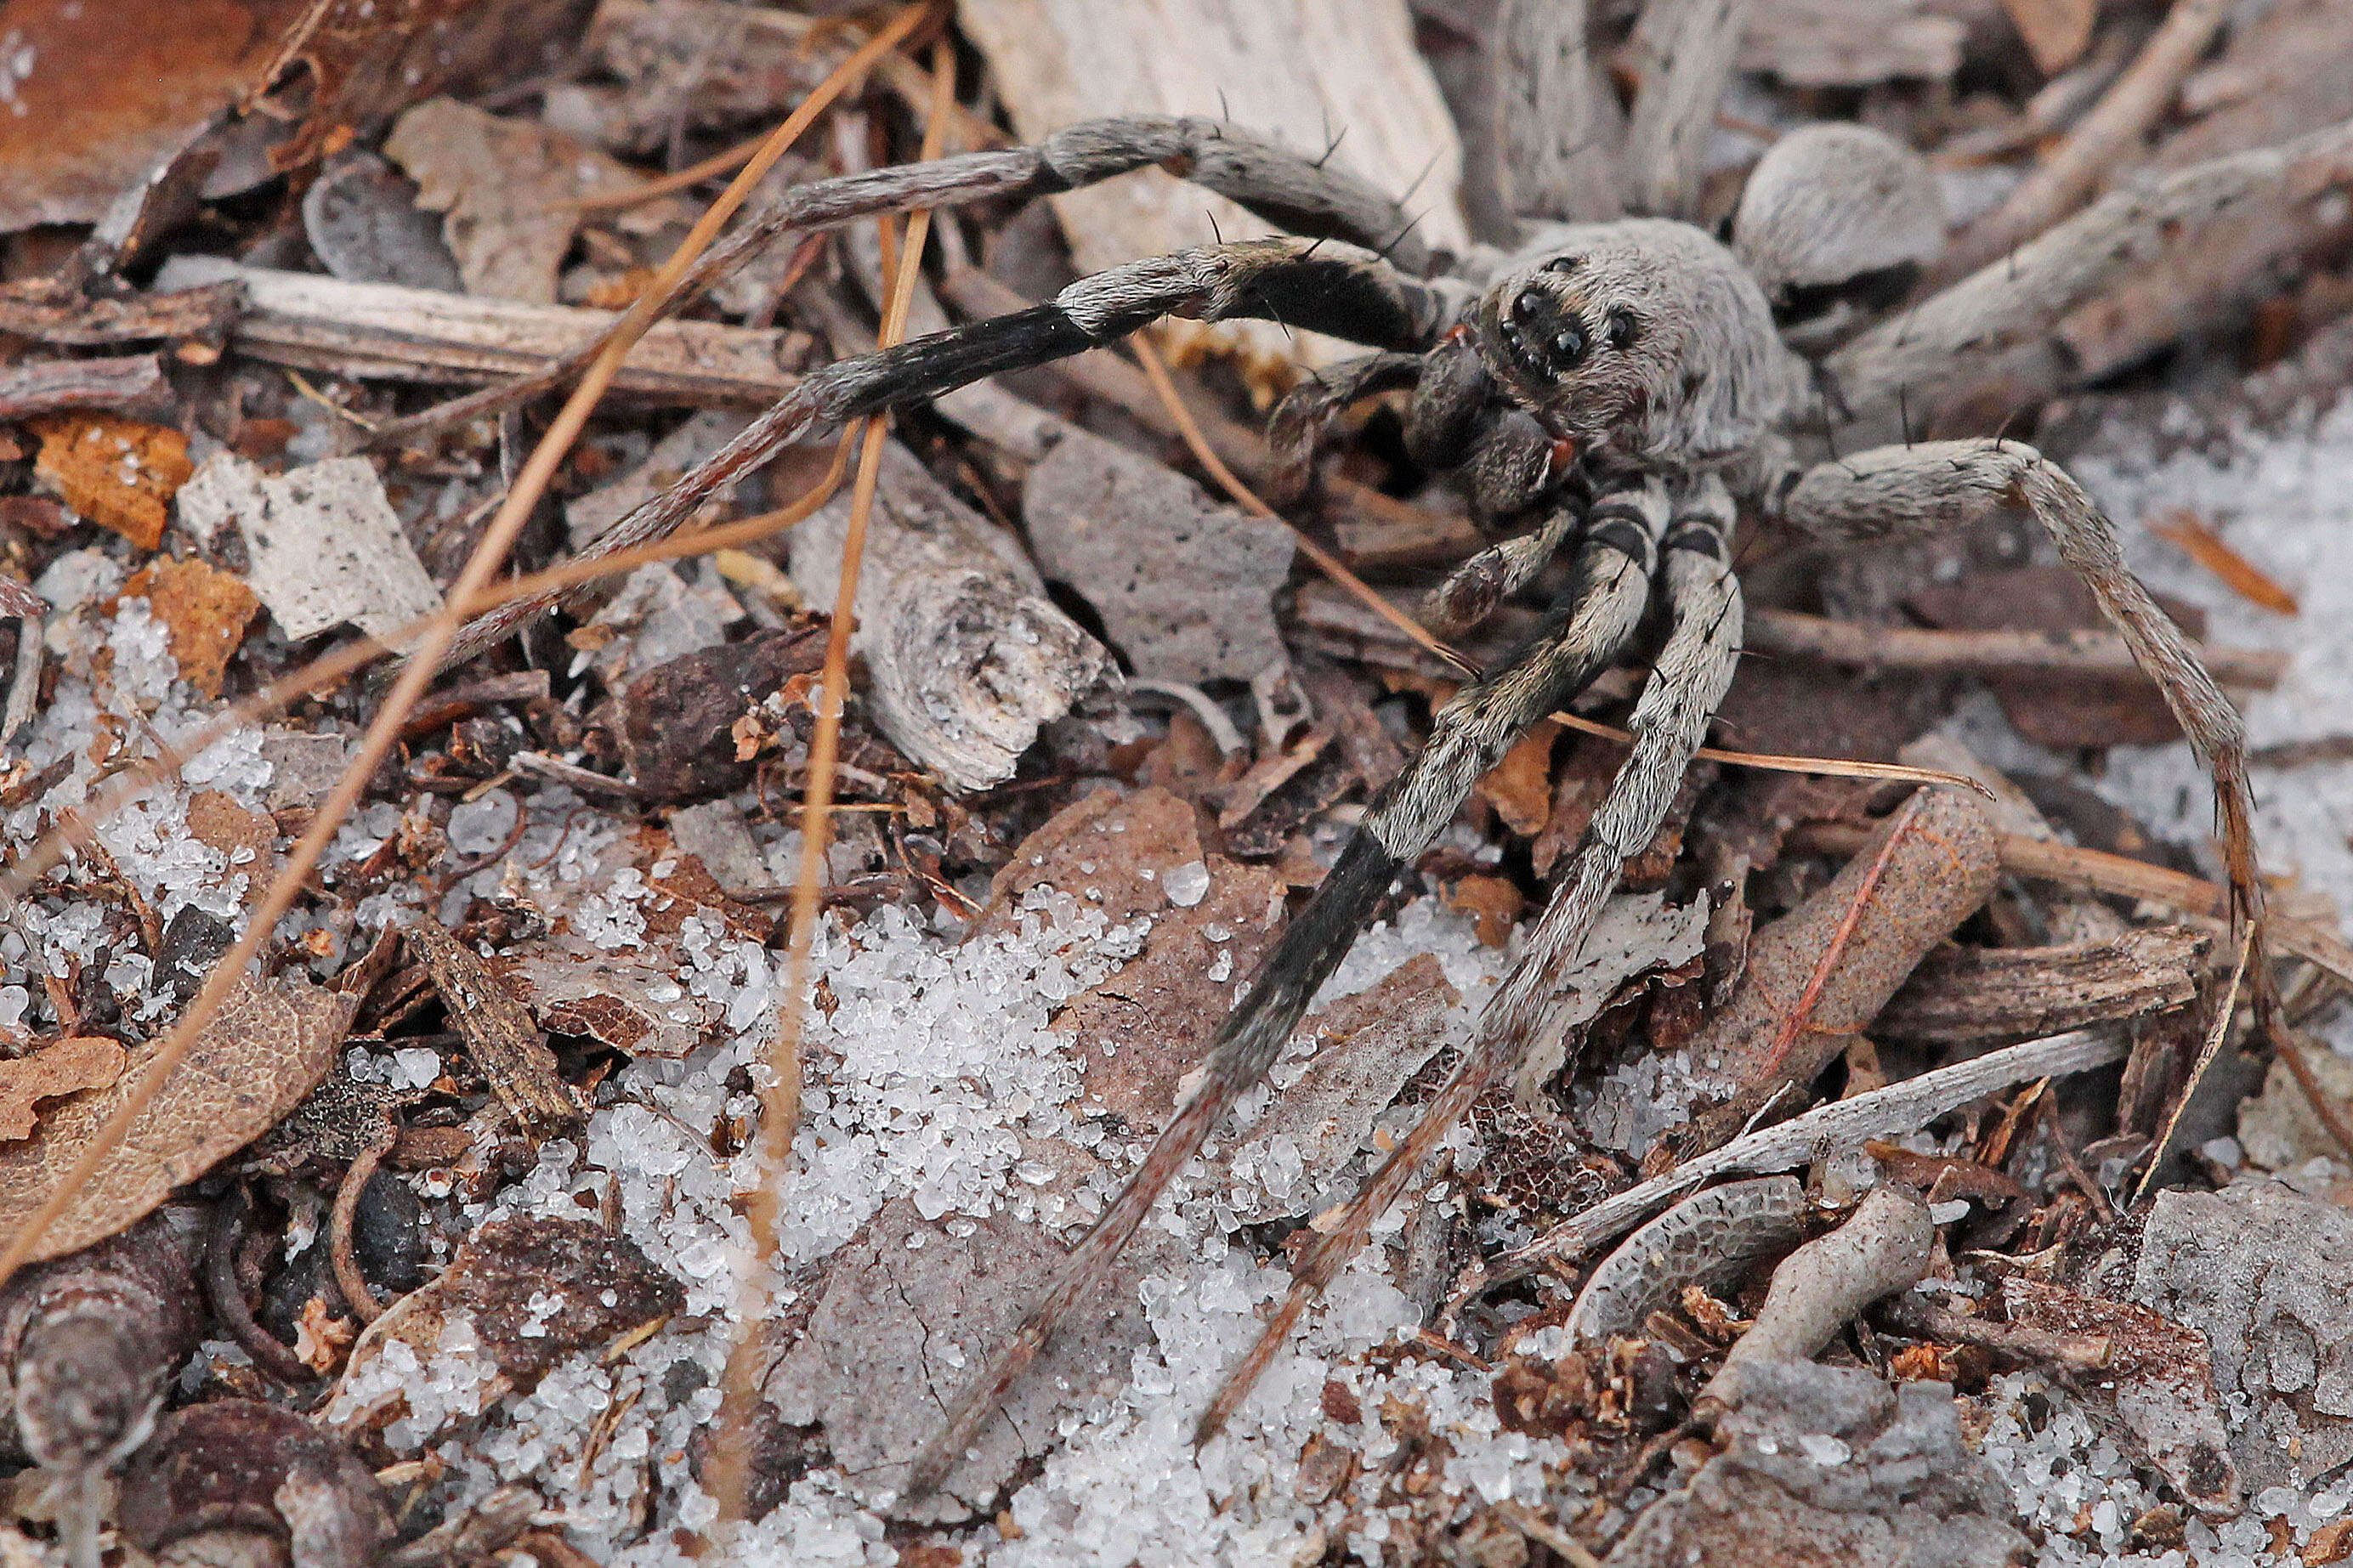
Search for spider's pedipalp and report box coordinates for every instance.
[903,478,1673,1502]
[1197,474,1743,1440]
[435,238,1453,671]
[1777,439,2261,926]
[1265,350,1426,504]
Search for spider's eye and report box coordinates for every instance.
[1551,323,1587,365]
[1545,255,1583,274]
[1605,309,1640,351]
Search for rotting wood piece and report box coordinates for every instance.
[153,258,812,408]
[405,917,581,1140]
[1874,925,2208,1046]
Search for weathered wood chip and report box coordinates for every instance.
[405,917,580,1138]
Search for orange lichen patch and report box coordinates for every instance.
[124,557,260,696]
[29,413,195,551]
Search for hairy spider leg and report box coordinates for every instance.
[1775,439,2261,931]
[434,238,1455,671]
[900,478,1675,1502]
[672,112,1447,323]
[1194,473,1743,1440]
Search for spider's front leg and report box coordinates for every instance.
[1195,475,1744,1440]
[1775,439,2262,926]
[901,477,1676,1502]
[435,237,1454,671]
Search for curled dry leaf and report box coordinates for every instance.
[28,412,194,551]
[326,1216,682,1441]
[0,1038,126,1142]
[0,973,354,1263]
[122,557,261,699]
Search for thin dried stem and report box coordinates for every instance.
[706,35,956,1533]
[0,10,893,1292]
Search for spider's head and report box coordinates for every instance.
[1471,218,1798,468]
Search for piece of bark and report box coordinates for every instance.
[1874,925,2206,1046]
[1566,1175,1808,1347]
[175,452,444,644]
[789,440,1111,792]
[0,354,172,421]
[2133,1182,2353,1489]
[956,0,1466,371]
[1610,1363,2031,1568]
[1024,427,1294,686]
[602,622,826,801]
[327,1216,681,1441]
[1698,1186,1932,1402]
[1737,0,1966,87]
[404,918,580,1139]
[0,276,241,348]
[154,256,811,408]
[123,556,261,698]
[120,1400,396,1568]
[491,937,723,1059]
[2004,1278,2240,1518]
[29,411,193,551]
[763,1195,1183,1522]
[1673,790,2001,1146]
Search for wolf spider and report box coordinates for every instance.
[513,88,2266,1503]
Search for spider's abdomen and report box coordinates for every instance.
[1475,218,1804,473]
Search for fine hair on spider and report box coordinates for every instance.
[406,93,2270,1505]
[14,4,2322,1531]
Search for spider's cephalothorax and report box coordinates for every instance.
[1470,218,1804,470]
[525,100,2266,1508]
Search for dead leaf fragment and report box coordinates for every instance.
[2000,0,2096,76]
[124,558,259,696]
[1477,722,1558,838]
[30,413,194,550]
[0,974,353,1262]
[383,98,642,303]
[328,1216,681,1439]
[0,1037,126,1141]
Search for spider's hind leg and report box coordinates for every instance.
[903,477,1675,1501]
[1777,439,2261,926]
[1195,474,1744,1441]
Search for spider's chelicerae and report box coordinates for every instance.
[541,79,2280,1503]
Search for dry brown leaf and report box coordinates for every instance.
[2147,508,2301,615]
[383,97,643,302]
[1445,874,1524,948]
[0,0,307,232]
[30,413,195,551]
[0,974,353,1262]
[123,557,260,697]
[2001,0,2097,76]
[184,790,280,903]
[1477,722,1557,839]
[0,1036,127,1141]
